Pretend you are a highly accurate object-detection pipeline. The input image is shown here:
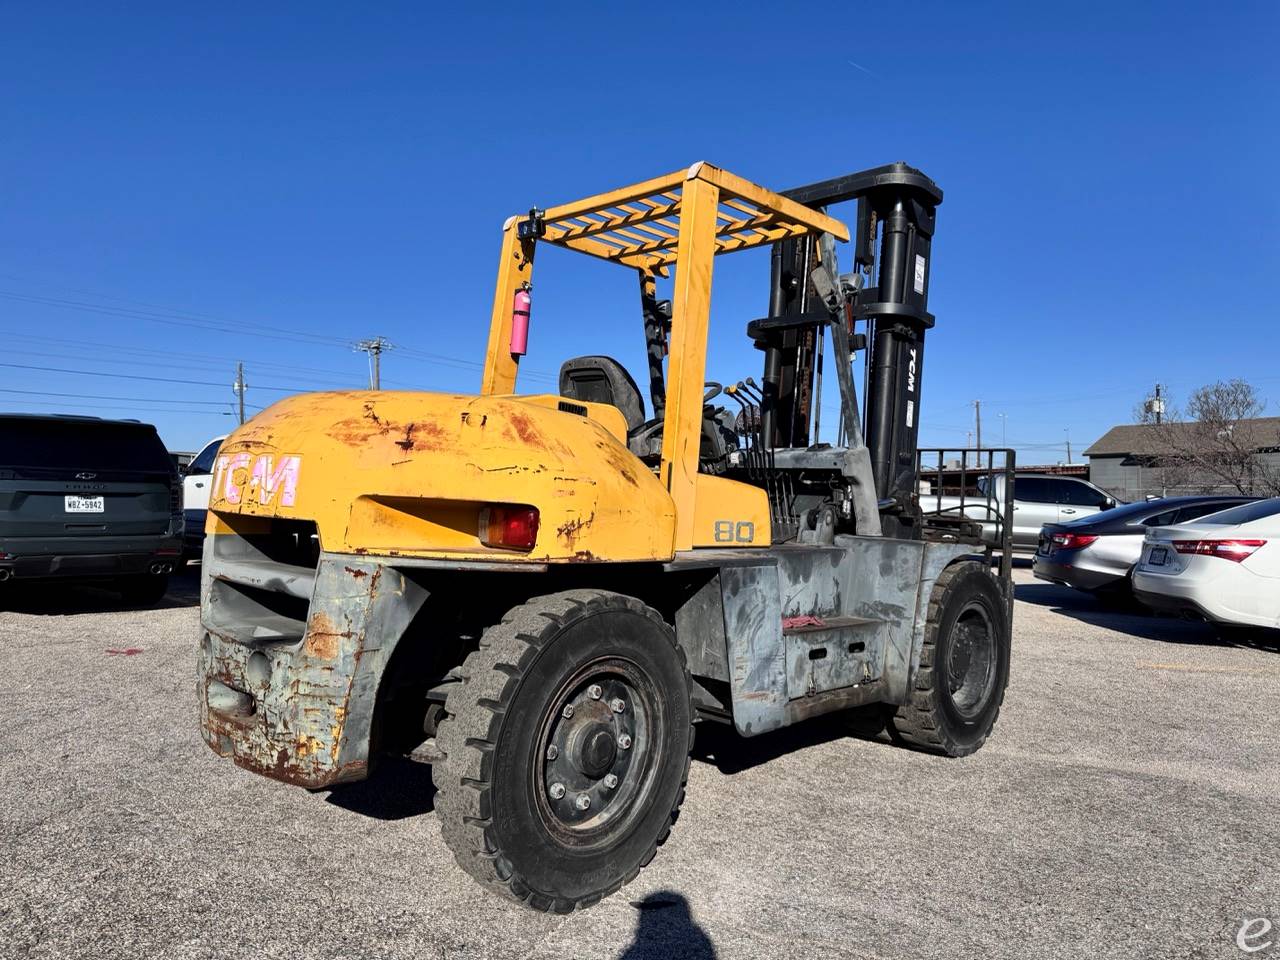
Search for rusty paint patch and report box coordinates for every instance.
[556,511,596,546]
[106,647,144,656]
[343,566,369,579]
[305,611,351,660]
[508,411,544,448]
[394,424,417,450]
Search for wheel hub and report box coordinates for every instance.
[946,603,996,719]
[568,721,618,778]
[537,662,653,835]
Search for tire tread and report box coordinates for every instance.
[892,560,1008,758]
[432,589,692,913]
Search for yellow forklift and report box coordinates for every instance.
[197,161,1015,913]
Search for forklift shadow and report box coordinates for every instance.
[692,709,895,775]
[323,755,436,821]
[621,891,717,959]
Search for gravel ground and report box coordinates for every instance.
[1,564,1277,960]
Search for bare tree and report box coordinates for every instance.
[1135,380,1280,496]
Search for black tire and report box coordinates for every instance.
[892,560,1010,757]
[117,575,169,607]
[433,589,692,913]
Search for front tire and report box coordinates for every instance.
[433,589,692,913]
[892,561,1010,757]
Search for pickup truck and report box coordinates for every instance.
[921,473,1120,550]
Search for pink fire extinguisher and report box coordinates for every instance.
[509,282,532,356]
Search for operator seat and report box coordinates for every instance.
[558,356,646,433]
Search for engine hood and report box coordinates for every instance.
[207,390,676,563]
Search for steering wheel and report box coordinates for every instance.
[703,381,723,403]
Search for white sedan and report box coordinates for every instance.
[1133,498,1280,631]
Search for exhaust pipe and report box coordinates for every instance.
[0,568,11,582]
[149,562,171,576]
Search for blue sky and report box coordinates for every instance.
[1,2,1276,463]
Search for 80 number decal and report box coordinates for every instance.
[713,520,756,543]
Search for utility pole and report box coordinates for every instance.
[1145,382,1165,424]
[973,399,982,451]
[355,337,395,389]
[233,362,247,425]
[1065,428,1072,464]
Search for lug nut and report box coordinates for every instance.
[575,794,591,811]
[618,733,632,750]
[610,698,626,714]
[549,783,566,800]
[603,773,618,789]
[546,744,558,761]
[587,684,603,700]
[562,704,575,719]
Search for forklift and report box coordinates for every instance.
[197,161,1015,913]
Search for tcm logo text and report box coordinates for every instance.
[212,453,302,508]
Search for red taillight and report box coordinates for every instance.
[479,505,540,551]
[1051,532,1098,549]
[1171,538,1266,562]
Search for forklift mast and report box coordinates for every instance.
[761,163,943,537]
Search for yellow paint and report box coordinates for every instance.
[661,173,720,551]
[209,391,676,562]
[691,475,771,547]
[481,219,535,397]
[207,164,847,566]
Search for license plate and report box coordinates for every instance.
[1148,546,1168,566]
[65,495,104,513]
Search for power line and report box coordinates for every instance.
[0,360,322,393]
[1,345,361,390]
[0,286,551,383]
[0,387,260,408]
[1,332,367,384]
[0,290,349,348]
[0,398,240,416]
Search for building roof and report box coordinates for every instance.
[1085,418,1280,457]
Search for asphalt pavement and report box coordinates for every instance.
[1,564,1277,959]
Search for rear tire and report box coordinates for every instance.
[433,589,692,913]
[892,561,1010,757]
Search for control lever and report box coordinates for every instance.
[810,233,866,449]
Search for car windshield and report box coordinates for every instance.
[1197,498,1280,525]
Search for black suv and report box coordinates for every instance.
[0,414,183,604]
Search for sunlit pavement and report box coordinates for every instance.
[2,564,1276,959]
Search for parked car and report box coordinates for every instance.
[0,414,182,604]
[182,434,224,558]
[1032,495,1254,597]
[924,473,1120,550]
[1133,498,1280,635]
